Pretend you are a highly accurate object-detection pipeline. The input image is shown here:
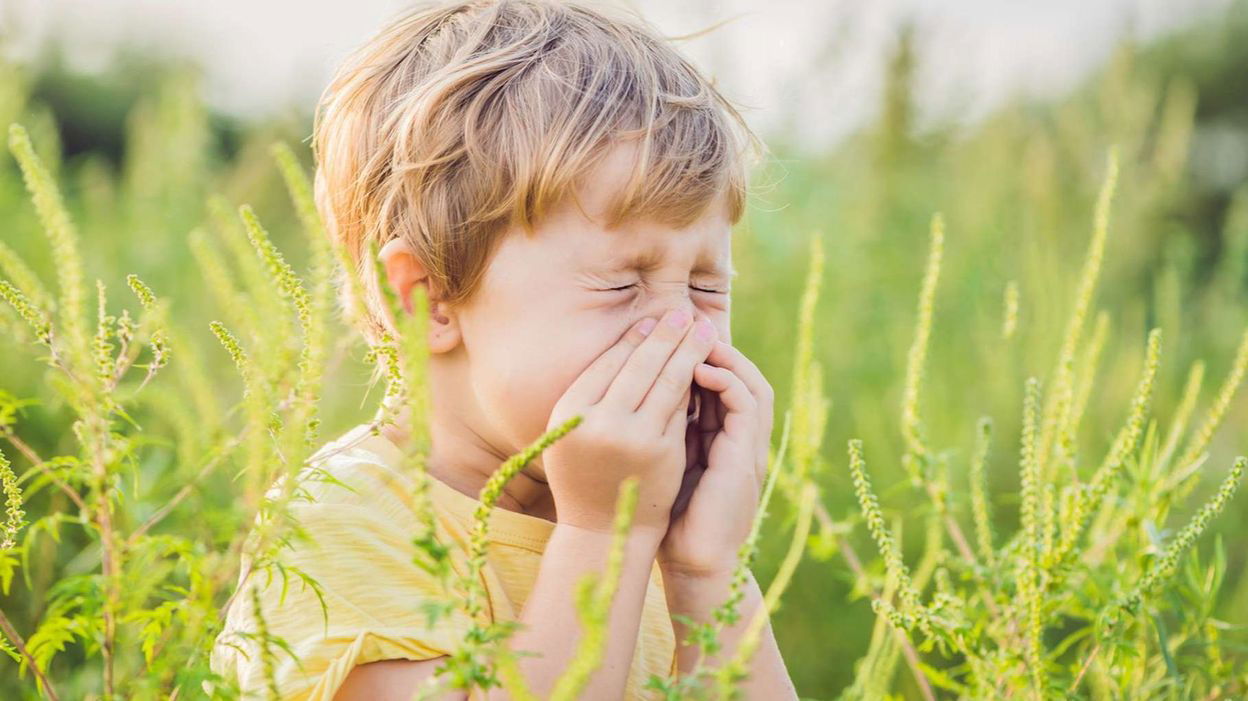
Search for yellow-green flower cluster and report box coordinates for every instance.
[0,240,53,313]
[900,213,944,486]
[209,321,250,381]
[716,481,817,701]
[849,438,928,634]
[0,449,25,550]
[1017,376,1046,690]
[1158,359,1205,471]
[969,417,995,567]
[249,585,281,701]
[93,280,117,385]
[1057,328,1162,564]
[1115,457,1244,619]
[8,124,87,354]
[126,274,169,372]
[240,206,312,338]
[783,233,825,493]
[1060,311,1110,469]
[420,415,585,699]
[0,280,52,347]
[1001,280,1018,341]
[1172,327,1248,495]
[1037,147,1119,478]
[549,477,638,701]
[1100,456,1245,638]
[462,414,583,621]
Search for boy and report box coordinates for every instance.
[211,1,797,699]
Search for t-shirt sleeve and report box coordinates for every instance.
[210,459,479,701]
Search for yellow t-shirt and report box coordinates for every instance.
[210,423,678,700]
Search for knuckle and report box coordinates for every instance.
[627,344,661,372]
[587,429,631,459]
[653,324,678,342]
[549,402,582,428]
[740,391,758,412]
[655,369,688,395]
[575,411,613,441]
[657,320,692,344]
[599,411,641,438]
[760,381,776,403]
[617,418,659,453]
[681,326,707,349]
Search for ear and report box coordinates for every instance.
[378,237,460,354]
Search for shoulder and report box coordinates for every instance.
[276,424,427,525]
[209,424,477,699]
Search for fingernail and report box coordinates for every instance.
[638,318,658,336]
[665,308,691,328]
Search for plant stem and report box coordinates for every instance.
[1070,642,1099,695]
[2,430,87,512]
[84,409,117,701]
[0,606,61,701]
[816,501,936,701]
[126,429,248,545]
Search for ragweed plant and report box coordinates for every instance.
[840,147,1248,699]
[2,21,1247,698]
[0,118,380,699]
[0,122,182,700]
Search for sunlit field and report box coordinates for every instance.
[1,5,1247,698]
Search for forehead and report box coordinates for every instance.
[550,141,734,275]
[576,225,733,278]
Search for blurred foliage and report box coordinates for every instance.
[0,0,1246,698]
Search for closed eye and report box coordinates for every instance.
[606,284,727,294]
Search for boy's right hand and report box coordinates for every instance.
[543,308,717,537]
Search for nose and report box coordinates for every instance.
[645,300,709,336]
[635,284,726,342]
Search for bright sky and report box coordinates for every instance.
[0,0,1233,151]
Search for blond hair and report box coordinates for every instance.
[312,0,765,343]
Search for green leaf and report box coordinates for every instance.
[1151,612,1179,679]
[917,662,968,695]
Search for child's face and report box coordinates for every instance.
[448,141,733,474]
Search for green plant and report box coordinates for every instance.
[2,15,1247,695]
[838,149,1247,700]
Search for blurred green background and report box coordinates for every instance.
[2,0,1247,697]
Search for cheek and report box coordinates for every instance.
[699,310,730,347]
[475,323,616,444]
[712,315,730,346]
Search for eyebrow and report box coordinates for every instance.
[599,246,737,279]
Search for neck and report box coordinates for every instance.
[376,398,559,523]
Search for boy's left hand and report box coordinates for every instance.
[658,339,774,579]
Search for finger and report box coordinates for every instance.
[632,317,717,429]
[559,317,656,409]
[601,308,697,413]
[705,387,764,487]
[663,383,691,439]
[692,362,756,447]
[705,340,761,379]
[706,341,775,417]
[639,318,717,428]
[706,342,774,480]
